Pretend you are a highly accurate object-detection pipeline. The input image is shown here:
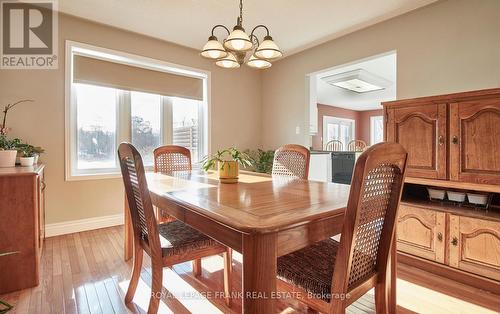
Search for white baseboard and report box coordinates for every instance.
[45,214,124,237]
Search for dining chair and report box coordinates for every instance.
[276,142,408,314]
[272,144,311,180]
[347,139,367,152]
[153,145,192,173]
[118,143,232,313]
[153,145,192,223]
[325,139,343,151]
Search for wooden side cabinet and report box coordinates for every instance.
[449,215,500,281]
[384,88,500,185]
[397,204,446,263]
[449,99,500,185]
[0,165,45,294]
[386,103,447,179]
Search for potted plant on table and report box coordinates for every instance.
[201,147,252,183]
[245,149,275,174]
[0,135,19,168]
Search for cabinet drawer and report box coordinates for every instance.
[397,204,446,263]
[449,215,500,281]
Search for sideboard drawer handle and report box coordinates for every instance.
[451,237,458,246]
[437,232,443,242]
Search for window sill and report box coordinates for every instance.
[66,172,122,182]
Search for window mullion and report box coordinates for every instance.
[118,90,131,143]
[162,96,173,144]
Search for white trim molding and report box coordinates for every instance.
[45,214,124,237]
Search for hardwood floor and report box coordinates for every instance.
[1,226,499,314]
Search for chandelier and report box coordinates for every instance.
[200,0,282,69]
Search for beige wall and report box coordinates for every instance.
[261,0,500,149]
[0,14,262,224]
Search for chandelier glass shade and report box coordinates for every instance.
[201,0,282,69]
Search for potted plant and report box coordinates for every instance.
[201,148,252,183]
[32,146,45,164]
[19,145,35,167]
[1,99,33,135]
[0,135,19,167]
[245,149,275,174]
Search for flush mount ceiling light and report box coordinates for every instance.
[201,0,282,69]
[322,69,392,93]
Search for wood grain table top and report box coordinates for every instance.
[146,170,350,234]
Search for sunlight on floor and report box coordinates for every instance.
[397,279,497,314]
[197,255,224,274]
[119,268,223,314]
[119,279,174,313]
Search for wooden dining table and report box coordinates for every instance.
[123,170,397,313]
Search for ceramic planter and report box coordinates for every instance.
[0,150,17,167]
[218,160,239,183]
[20,156,35,167]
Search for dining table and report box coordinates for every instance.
[123,170,397,313]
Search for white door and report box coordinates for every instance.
[323,116,355,149]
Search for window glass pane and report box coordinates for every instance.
[76,83,117,170]
[131,91,162,166]
[371,116,384,145]
[172,97,200,163]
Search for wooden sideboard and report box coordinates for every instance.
[0,164,45,294]
[383,88,500,295]
[385,88,500,186]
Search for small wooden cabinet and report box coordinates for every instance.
[449,99,500,185]
[0,165,45,294]
[449,215,500,281]
[387,103,447,179]
[384,88,500,185]
[397,200,500,290]
[397,204,446,263]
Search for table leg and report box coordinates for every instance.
[242,233,277,314]
[124,194,133,261]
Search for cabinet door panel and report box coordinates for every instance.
[388,103,447,179]
[397,205,445,263]
[449,215,500,281]
[450,99,500,185]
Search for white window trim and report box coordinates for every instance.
[322,116,356,148]
[65,40,211,181]
[370,115,384,145]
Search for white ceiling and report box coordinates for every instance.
[57,0,437,56]
[315,52,397,111]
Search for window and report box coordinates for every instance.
[75,84,118,171]
[66,42,209,180]
[323,116,355,149]
[370,116,384,145]
[131,91,162,166]
[172,97,201,163]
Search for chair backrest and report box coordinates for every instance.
[347,140,367,152]
[154,145,192,173]
[330,142,407,301]
[325,139,343,151]
[118,143,161,257]
[271,144,311,180]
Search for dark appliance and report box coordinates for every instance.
[332,152,356,184]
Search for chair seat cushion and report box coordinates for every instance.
[277,238,340,302]
[158,220,219,257]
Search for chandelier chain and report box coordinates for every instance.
[239,0,243,24]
